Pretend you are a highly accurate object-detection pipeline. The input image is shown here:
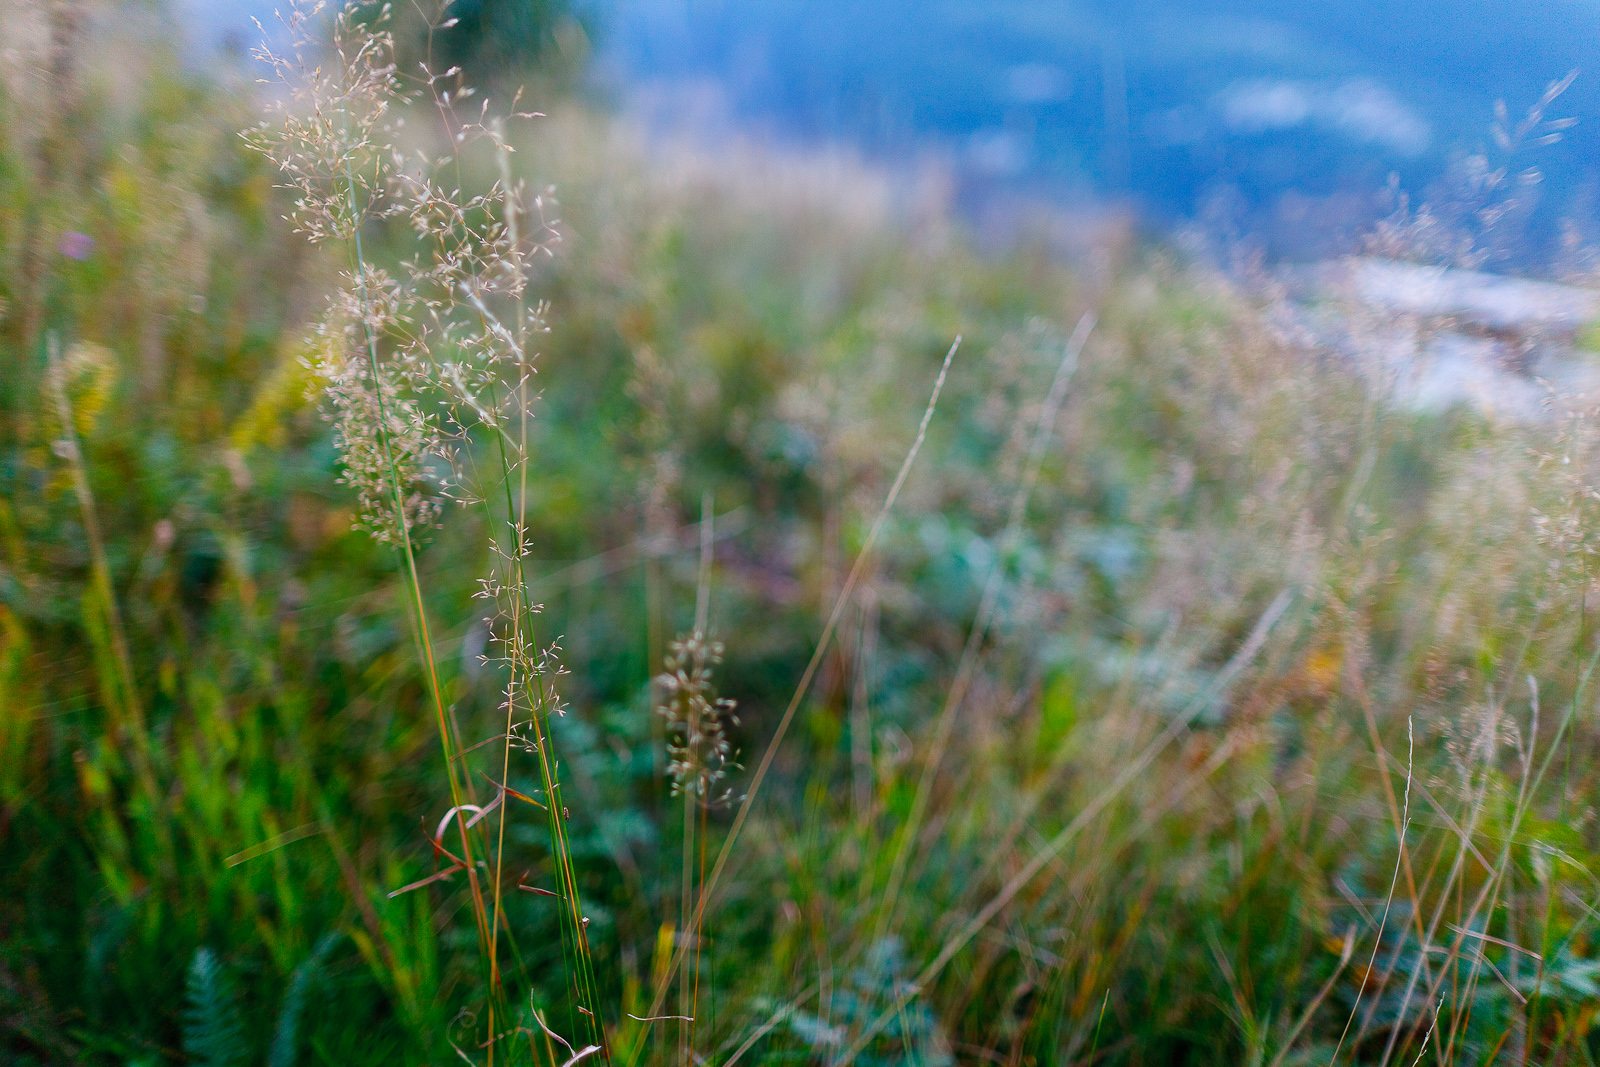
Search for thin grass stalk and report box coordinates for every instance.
[957,619,1155,919]
[681,493,714,1066]
[1392,684,1542,1063]
[1354,672,1435,991]
[1355,725,1491,1058]
[873,312,1093,947]
[454,385,520,1065]
[1424,736,1546,1062]
[695,803,708,1059]
[850,595,877,823]
[516,354,608,1063]
[1521,485,1588,1067]
[1330,717,1415,1066]
[341,130,493,966]
[1360,761,1489,1059]
[830,589,1293,1067]
[1350,602,1551,1058]
[679,763,694,1067]
[1392,642,1600,1064]
[488,125,527,1044]
[523,661,607,1055]
[716,983,821,1067]
[477,307,607,1065]
[625,339,959,1062]
[479,134,608,1057]
[1430,755,1527,1062]
[448,357,541,1060]
[45,333,163,818]
[1447,678,1547,1055]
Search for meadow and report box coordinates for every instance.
[5,4,1600,1066]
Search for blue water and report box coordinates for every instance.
[596,0,1600,262]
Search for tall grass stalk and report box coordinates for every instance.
[680,492,716,1065]
[627,338,961,1054]
[873,311,1094,947]
[344,116,493,965]
[1331,715,1414,1067]
[44,334,161,814]
[248,3,605,1059]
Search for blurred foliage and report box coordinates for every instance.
[379,0,595,94]
[5,5,1600,1067]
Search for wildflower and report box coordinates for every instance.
[57,231,93,260]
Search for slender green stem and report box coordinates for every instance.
[627,340,959,1064]
[47,334,165,831]
[469,136,607,1061]
[680,785,694,1067]
[342,129,489,959]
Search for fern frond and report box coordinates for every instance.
[182,947,249,1067]
[268,932,341,1067]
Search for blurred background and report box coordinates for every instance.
[8,2,1600,1066]
[185,0,1600,267]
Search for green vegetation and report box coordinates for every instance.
[6,5,1600,1067]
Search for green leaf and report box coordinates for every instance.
[182,948,249,1067]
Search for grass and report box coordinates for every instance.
[6,4,1600,1066]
